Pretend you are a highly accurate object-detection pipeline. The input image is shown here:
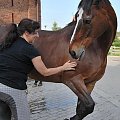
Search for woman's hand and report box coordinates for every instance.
[62,60,77,71]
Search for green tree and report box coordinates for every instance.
[52,21,61,31]
[112,32,120,47]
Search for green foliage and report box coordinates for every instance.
[112,32,120,47]
[112,38,120,47]
[52,21,61,31]
[108,32,120,56]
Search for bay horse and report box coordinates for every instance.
[30,0,117,119]
[0,0,117,120]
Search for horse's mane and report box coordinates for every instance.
[93,0,102,5]
[77,0,83,10]
[93,0,111,5]
[77,0,93,11]
[104,0,111,5]
[78,0,111,10]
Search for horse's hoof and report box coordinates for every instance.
[64,114,80,120]
[38,83,42,86]
[70,115,81,120]
[32,83,37,87]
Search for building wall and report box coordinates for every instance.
[0,0,41,28]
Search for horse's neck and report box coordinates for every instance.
[38,24,75,46]
[34,23,75,55]
[89,0,116,57]
[91,30,115,57]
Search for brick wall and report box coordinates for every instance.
[0,0,41,28]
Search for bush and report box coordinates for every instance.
[112,38,120,47]
[112,42,120,47]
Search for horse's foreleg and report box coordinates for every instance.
[74,81,97,119]
[65,76,95,120]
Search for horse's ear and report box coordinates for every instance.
[72,16,76,22]
[72,11,79,22]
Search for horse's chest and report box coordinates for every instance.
[85,60,107,82]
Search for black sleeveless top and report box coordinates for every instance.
[0,37,40,90]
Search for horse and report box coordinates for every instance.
[68,0,117,119]
[0,0,117,120]
[30,0,117,119]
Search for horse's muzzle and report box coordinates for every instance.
[69,47,85,61]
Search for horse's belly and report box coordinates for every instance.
[29,71,62,83]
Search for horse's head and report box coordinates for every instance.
[69,0,95,60]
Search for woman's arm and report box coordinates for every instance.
[32,56,77,76]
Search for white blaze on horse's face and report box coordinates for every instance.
[70,8,84,44]
[77,8,84,23]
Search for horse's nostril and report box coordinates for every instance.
[69,50,76,58]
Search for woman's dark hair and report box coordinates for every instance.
[0,24,18,51]
[17,18,40,36]
[0,18,40,51]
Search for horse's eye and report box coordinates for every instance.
[82,14,92,24]
[83,19,91,24]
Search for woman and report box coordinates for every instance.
[0,18,77,120]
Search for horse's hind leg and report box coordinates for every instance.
[65,76,95,120]
[0,100,11,120]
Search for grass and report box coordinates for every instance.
[108,46,120,56]
[108,52,120,56]
[108,37,120,56]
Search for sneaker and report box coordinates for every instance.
[33,83,37,87]
[38,82,42,86]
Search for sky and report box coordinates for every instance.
[41,0,120,32]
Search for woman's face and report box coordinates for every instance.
[26,29,39,43]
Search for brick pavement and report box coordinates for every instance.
[27,82,120,120]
